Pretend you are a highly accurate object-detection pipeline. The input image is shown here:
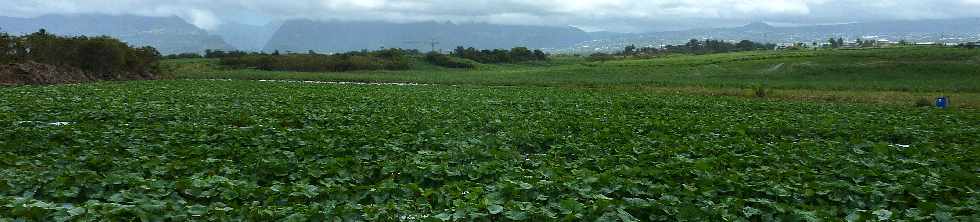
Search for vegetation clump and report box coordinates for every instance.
[452,46,548,64]
[0,29,161,84]
[162,53,203,60]
[753,85,770,98]
[586,52,616,62]
[914,98,934,107]
[210,46,549,72]
[425,52,477,68]
[616,39,775,57]
[218,49,414,72]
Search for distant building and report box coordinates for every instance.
[963,42,979,49]
[875,39,897,47]
[774,43,796,50]
[801,42,830,50]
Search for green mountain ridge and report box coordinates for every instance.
[0,14,234,55]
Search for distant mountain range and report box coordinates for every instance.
[563,18,980,53]
[0,15,234,55]
[213,22,281,52]
[262,20,592,53]
[2,14,978,55]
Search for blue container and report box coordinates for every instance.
[936,96,949,109]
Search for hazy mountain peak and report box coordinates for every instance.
[0,14,233,54]
[740,22,775,30]
[213,22,282,52]
[263,20,591,53]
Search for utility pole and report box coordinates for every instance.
[404,38,440,52]
[428,39,440,52]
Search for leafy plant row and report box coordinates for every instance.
[0,80,977,221]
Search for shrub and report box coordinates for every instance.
[204,50,250,58]
[163,53,203,59]
[0,32,13,64]
[218,49,413,72]
[754,86,769,98]
[587,53,616,62]
[914,98,933,107]
[451,46,548,64]
[0,29,160,80]
[78,37,128,78]
[425,52,475,68]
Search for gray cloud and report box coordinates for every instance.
[1,0,979,32]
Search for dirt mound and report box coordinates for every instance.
[0,62,92,85]
[0,61,158,85]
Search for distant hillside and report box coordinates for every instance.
[563,18,980,53]
[213,22,281,52]
[264,20,591,53]
[0,14,234,54]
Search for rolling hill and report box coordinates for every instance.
[0,14,234,55]
[263,20,592,53]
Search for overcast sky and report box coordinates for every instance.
[2,0,980,32]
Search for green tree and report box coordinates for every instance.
[510,47,533,61]
[78,36,128,78]
[736,40,755,51]
[686,39,702,51]
[453,46,465,57]
[532,50,547,61]
[0,31,13,63]
[7,30,161,79]
[623,44,636,57]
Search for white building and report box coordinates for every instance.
[774,43,796,50]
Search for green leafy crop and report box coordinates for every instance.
[0,80,977,221]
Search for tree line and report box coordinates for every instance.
[826,38,881,48]
[452,46,548,64]
[589,39,775,62]
[961,42,978,49]
[1,29,160,78]
[164,49,275,59]
[192,46,551,72]
[643,39,775,55]
[424,52,476,68]
[218,49,414,72]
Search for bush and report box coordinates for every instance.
[914,98,933,107]
[425,52,475,68]
[204,50,250,58]
[218,49,413,72]
[753,86,770,98]
[451,46,548,64]
[587,53,616,62]
[0,32,14,64]
[163,53,203,59]
[0,29,160,80]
